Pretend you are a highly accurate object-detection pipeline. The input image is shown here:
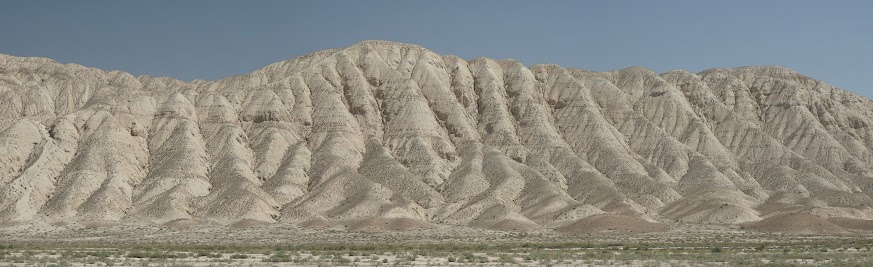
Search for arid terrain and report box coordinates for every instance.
[2,224,873,266]
[2,40,873,265]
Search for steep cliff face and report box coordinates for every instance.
[1,41,872,231]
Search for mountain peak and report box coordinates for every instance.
[349,39,424,48]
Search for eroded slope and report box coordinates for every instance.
[2,41,873,232]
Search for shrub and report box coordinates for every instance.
[263,252,292,262]
[336,256,351,264]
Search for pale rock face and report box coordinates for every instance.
[1,41,873,230]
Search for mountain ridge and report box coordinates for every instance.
[2,40,873,234]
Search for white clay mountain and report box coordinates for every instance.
[1,40,873,233]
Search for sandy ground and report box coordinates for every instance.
[1,222,872,266]
[0,224,873,266]
[0,220,868,247]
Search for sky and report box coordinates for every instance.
[1,1,871,97]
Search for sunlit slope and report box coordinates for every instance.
[2,41,873,232]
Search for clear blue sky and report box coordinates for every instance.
[2,1,871,97]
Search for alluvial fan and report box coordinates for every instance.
[2,40,873,233]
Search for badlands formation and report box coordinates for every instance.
[1,40,873,234]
